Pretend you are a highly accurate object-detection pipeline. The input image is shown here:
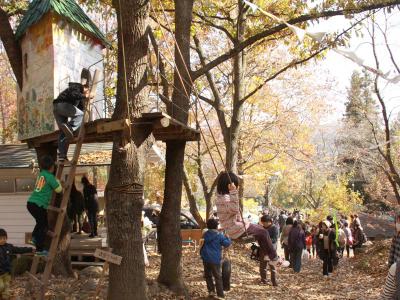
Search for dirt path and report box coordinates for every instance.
[146,245,385,300]
[9,243,388,299]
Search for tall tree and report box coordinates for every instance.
[105,0,149,299]
[337,70,378,202]
[157,0,194,295]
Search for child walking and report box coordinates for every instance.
[27,155,62,255]
[200,219,231,299]
[0,229,34,299]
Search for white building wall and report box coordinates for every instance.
[52,17,105,121]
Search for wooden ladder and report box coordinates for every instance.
[27,70,100,299]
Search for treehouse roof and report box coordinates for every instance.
[15,0,108,46]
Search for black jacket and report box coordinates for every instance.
[0,243,33,275]
[53,82,86,108]
[83,184,98,212]
[288,225,306,252]
[316,229,337,260]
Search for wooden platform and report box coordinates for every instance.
[70,232,107,260]
[22,112,200,147]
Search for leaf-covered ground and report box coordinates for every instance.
[8,240,391,299]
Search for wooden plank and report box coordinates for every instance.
[71,261,104,266]
[94,248,122,265]
[96,119,130,134]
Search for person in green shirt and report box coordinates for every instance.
[27,155,62,254]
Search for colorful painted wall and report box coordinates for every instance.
[17,13,105,141]
[17,14,55,141]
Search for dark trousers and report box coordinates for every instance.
[291,248,302,273]
[260,259,277,286]
[27,202,48,251]
[87,210,98,236]
[283,244,290,262]
[72,213,83,233]
[322,250,333,275]
[345,244,350,257]
[53,103,83,158]
[203,261,224,297]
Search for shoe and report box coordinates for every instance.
[260,279,268,285]
[58,156,69,163]
[323,275,329,279]
[36,250,49,256]
[89,234,95,238]
[28,237,37,246]
[60,124,74,140]
[208,291,216,297]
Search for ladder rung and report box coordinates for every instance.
[47,206,64,213]
[57,159,77,166]
[47,231,57,238]
[26,271,44,285]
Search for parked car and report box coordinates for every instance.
[143,206,200,229]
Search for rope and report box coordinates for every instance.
[152,0,227,170]
[106,182,145,194]
[152,1,250,238]
[117,0,132,138]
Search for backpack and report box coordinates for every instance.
[338,230,346,247]
[250,243,260,261]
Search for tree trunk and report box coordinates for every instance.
[35,143,73,277]
[105,1,149,299]
[0,7,23,89]
[183,167,206,228]
[225,0,246,172]
[158,0,194,296]
[0,90,6,144]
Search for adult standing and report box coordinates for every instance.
[68,182,85,234]
[343,221,353,258]
[280,217,294,263]
[81,176,98,238]
[317,221,336,277]
[278,211,287,235]
[288,220,306,273]
[352,223,366,256]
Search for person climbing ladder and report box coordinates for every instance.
[26,155,62,256]
[53,69,92,161]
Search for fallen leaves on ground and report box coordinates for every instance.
[9,240,391,299]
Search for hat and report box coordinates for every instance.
[322,220,331,228]
[80,68,92,88]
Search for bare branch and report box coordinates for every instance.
[191,1,400,80]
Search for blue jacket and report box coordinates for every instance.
[200,230,231,264]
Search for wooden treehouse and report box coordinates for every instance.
[16,0,199,151]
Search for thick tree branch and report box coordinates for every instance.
[0,6,23,89]
[191,1,400,80]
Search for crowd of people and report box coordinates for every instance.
[199,171,372,299]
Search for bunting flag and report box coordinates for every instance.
[333,211,339,248]
[242,0,400,84]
